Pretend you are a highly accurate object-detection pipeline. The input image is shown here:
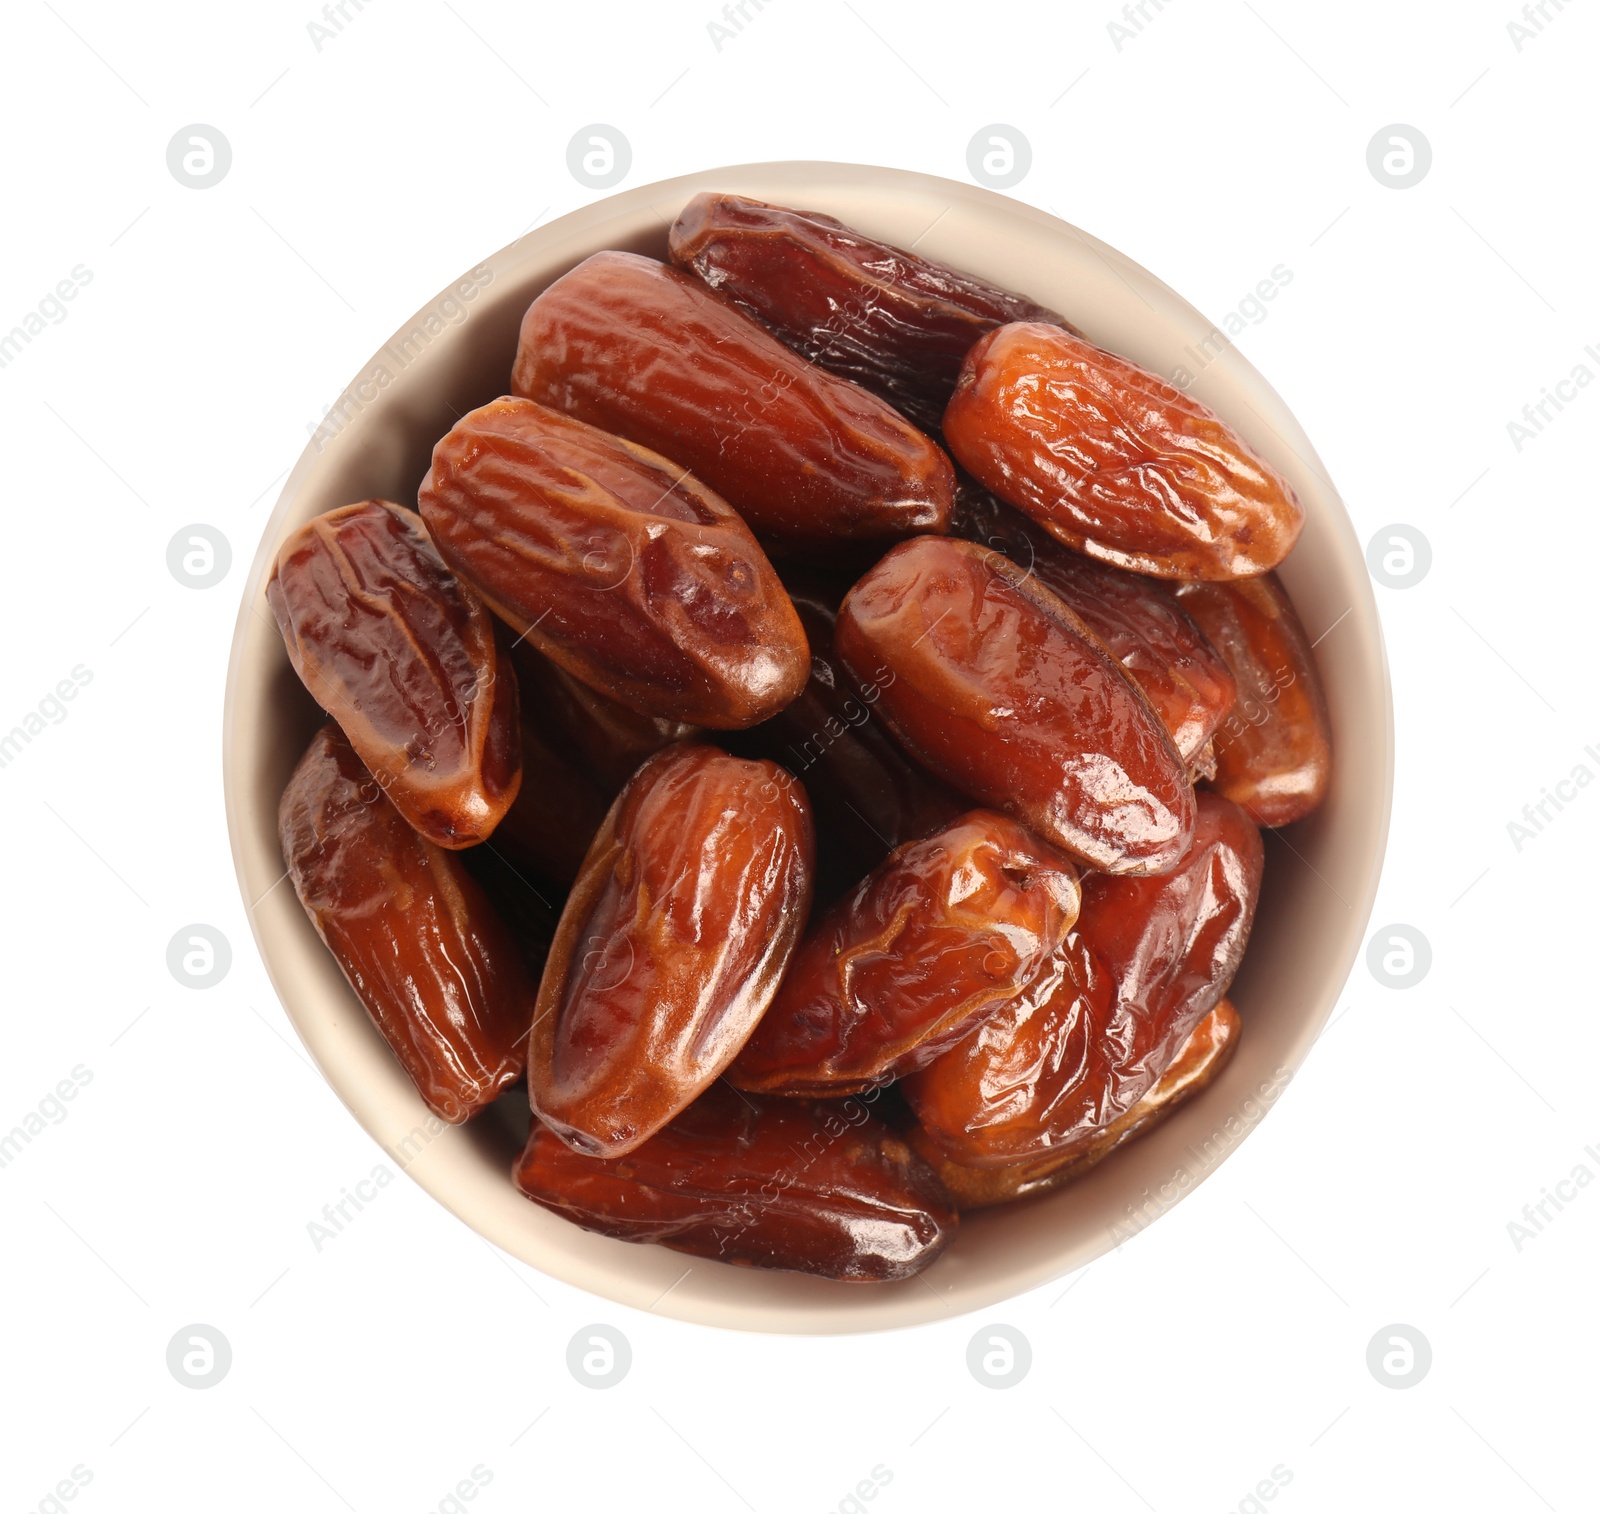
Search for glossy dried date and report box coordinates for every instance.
[943,322,1305,579]
[1175,573,1332,827]
[279,724,535,1122]
[731,811,1080,1096]
[834,536,1195,875]
[905,793,1262,1168]
[267,500,520,848]
[909,999,1240,1209]
[953,482,1236,774]
[514,1082,957,1281]
[529,744,814,1158]
[510,251,956,554]
[420,398,809,729]
[668,192,1075,433]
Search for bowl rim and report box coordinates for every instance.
[223,159,1394,1334]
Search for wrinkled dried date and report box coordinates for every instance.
[511,250,956,554]
[279,724,535,1122]
[835,536,1195,875]
[943,322,1305,579]
[731,810,1080,1096]
[668,192,1075,433]
[267,500,520,848]
[1175,573,1332,827]
[529,744,814,1158]
[905,793,1262,1168]
[514,1082,957,1281]
[420,397,809,729]
[953,481,1236,775]
[910,999,1240,1209]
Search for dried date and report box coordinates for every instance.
[529,743,814,1158]
[905,793,1262,1168]
[510,250,956,555]
[419,398,808,730]
[668,192,1075,433]
[730,810,1080,1096]
[267,500,520,848]
[943,322,1305,579]
[279,724,535,1122]
[514,1082,957,1281]
[1175,573,1332,827]
[834,536,1195,875]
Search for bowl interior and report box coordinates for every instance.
[223,161,1392,1334]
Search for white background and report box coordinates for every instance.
[2,1,1596,1510]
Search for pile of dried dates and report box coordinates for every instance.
[271,193,1331,1284]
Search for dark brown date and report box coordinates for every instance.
[943,322,1305,579]
[267,500,520,848]
[529,744,814,1157]
[514,1082,957,1281]
[953,481,1236,775]
[667,192,1075,433]
[419,397,810,729]
[834,536,1195,875]
[279,725,535,1122]
[510,250,956,555]
[735,570,965,897]
[909,999,1240,1209]
[1175,573,1332,827]
[905,793,1262,1168]
[489,708,611,886]
[508,639,698,796]
[731,811,1080,1096]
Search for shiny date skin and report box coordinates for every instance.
[529,744,815,1158]
[279,725,536,1122]
[668,192,1076,434]
[420,398,809,729]
[834,536,1196,875]
[943,322,1305,580]
[732,569,965,900]
[953,481,1236,775]
[906,793,1262,1169]
[267,500,521,848]
[508,639,699,796]
[731,811,1080,1096]
[511,251,956,556]
[1175,573,1332,827]
[514,1082,957,1281]
[910,999,1240,1209]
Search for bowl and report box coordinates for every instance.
[223,161,1393,1334]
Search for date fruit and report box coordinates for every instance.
[905,793,1262,1168]
[514,1082,957,1281]
[529,743,814,1158]
[834,536,1195,875]
[731,811,1081,1096]
[420,398,809,729]
[668,192,1075,433]
[954,482,1237,774]
[1175,573,1332,827]
[490,709,612,886]
[267,499,520,848]
[909,999,1240,1209]
[511,251,956,554]
[279,724,536,1122]
[943,322,1305,579]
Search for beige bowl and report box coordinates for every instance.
[224,162,1392,1333]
